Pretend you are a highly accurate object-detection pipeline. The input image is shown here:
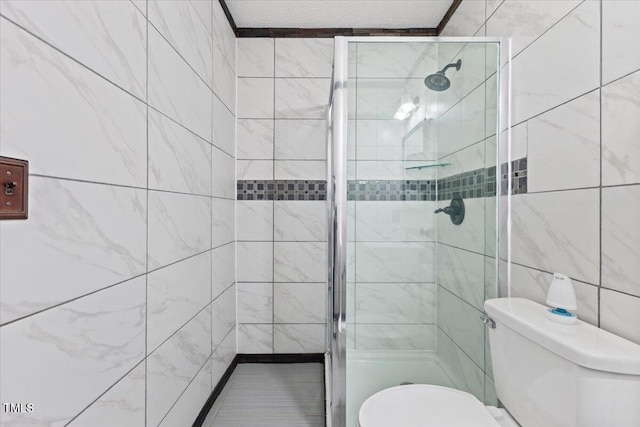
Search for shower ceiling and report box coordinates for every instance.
[224,0,455,29]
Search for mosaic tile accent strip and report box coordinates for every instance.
[500,157,528,196]
[437,167,496,201]
[347,180,436,201]
[237,180,326,201]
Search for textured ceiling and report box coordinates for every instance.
[225,0,455,29]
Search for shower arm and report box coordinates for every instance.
[440,59,462,74]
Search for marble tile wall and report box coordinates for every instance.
[0,1,236,425]
[236,38,331,354]
[433,39,500,405]
[443,0,640,394]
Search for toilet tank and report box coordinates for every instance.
[484,298,640,427]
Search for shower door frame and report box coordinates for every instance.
[326,36,511,427]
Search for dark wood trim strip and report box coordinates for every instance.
[219,0,462,38]
[192,354,239,427]
[217,0,238,35]
[437,0,463,35]
[235,27,437,38]
[237,353,325,364]
[192,353,325,426]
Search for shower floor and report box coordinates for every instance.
[203,363,325,426]
[346,350,457,427]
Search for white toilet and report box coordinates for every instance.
[358,298,640,427]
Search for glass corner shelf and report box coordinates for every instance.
[405,162,451,170]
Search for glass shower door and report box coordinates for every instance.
[328,36,503,427]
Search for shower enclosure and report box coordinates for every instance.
[326,36,507,427]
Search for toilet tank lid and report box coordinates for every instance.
[484,298,640,375]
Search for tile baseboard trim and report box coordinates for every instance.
[192,353,325,426]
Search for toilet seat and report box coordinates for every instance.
[358,384,504,427]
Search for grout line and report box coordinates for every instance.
[145,5,150,425]
[0,273,148,328]
[508,260,598,288]
[598,0,604,327]
[272,39,277,354]
[63,358,146,426]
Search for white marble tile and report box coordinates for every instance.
[0,178,146,323]
[212,95,236,157]
[237,159,274,180]
[485,255,498,302]
[354,201,435,242]
[460,43,488,98]
[485,72,498,139]
[149,26,212,141]
[355,78,424,120]
[355,242,435,283]
[147,306,212,427]
[437,245,486,311]
[355,119,411,161]
[212,147,235,199]
[602,0,640,84]
[211,0,235,68]
[212,198,235,248]
[437,197,485,255]
[237,242,273,282]
[440,0,486,36]
[148,0,212,85]
[238,283,273,324]
[148,191,212,270]
[274,324,325,353]
[212,45,236,114]
[275,78,330,119]
[0,277,145,426]
[211,242,235,299]
[510,189,600,285]
[237,200,273,241]
[188,0,212,35]
[275,39,333,78]
[600,289,640,345]
[356,282,435,324]
[237,78,274,119]
[211,327,236,386]
[69,362,145,427]
[274,283,326,324]
[436,329,485,402]
[437,287,485,369]
[238,38,274,77]
[238,324,274,354]
[528,90,600,192]
[275,120,326,160]
[148,110,212,196]
[439,140,485,180]
[0,0,146,98]
[274,201,326,242]
[356,42,437,79]
[485,195,498,258]
[147,252,212,352]
[159,358,212,427]
[274,242,327,283]
[461,84,486,149]
[511,1,600,124]
[237,119,274,159]
[355,160,437,181]
[211,285,236,350]
[486,0,582,58]
[0,22,147,187]
[602,185,640,297]
[274,160,326,180]
[130,0,147,16]
[508,262,598,326]
[602,70,640,186]
[355,324,435,351]
[436,101,463,158]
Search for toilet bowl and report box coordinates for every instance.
[358,384,519,427]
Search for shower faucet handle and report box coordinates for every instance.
[434,197,465,225]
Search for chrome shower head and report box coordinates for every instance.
[424,59,462,92]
